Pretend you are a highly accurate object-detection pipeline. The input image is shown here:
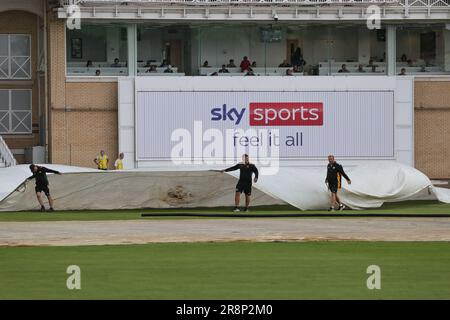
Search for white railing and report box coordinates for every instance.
[0,135,16,167]
[60,0,403,6]
[59,0,450,8]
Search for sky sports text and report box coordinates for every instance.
[170,102,322,174]
[210,103,323,126]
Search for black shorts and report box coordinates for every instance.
[236,181,252,196]
[328,182,339,194]
[35,184,50,197]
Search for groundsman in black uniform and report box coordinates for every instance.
[28,164,61,212]
[325,154,351,211]
[221,154,259,212]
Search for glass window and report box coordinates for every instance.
[0,89,32,134]
[314,25,386,76]
[66,24,128,76]
[397,25,448,76]
[136,25,188,76]
[0,34,31,79]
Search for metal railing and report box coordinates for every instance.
[60,0,403,6]
[0,135,17,167]
[59,0,450,8]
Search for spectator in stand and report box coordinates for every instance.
[291,47,303,67]
[227,59,236,68]
[146,65,157,73]
[398,68,406,76]
[218,65,229,73]
[160,59,169,67]
[86,60,93,68]
[251,61,257,68]
[111,58,121,67]
[293,65,302,73]
[144,60,154,67]
[203,60,210,68]
[279,59,292,67]
[400,54,407,62]
[245,67,255,76]
[164,65,174,73]
[367,59,378,72]
[338,64,350,73]
[240,56,251,72]
[357,64,366,73]
[407,59,414,67]
[95,69,101,76]
[285,69,293,76]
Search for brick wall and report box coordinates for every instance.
[415,80,450,179]
[54,82,118,168]
[47,16,118,169]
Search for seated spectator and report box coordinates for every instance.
[111,58,121,67]
[218,65,229,73]
[227,59,236,68]
[160,59,169,67]
[203,60,210,68]
[293,65,303,73]
[95,69,101,76]
[285,69,293,76]
[279,59,292,68]
[357,64,366,73]
[338,64,350,73]
[240,56,251,72]
[420,66,427,72]
[210,72,218,76]
[144,60,154,68]
[164,65,174,73]
[367,59,378,72]
[245,67,255,76]
[407,59,413,67]
[251,61,257,68]
[398,68,406,76]
[86,60,93,68]
[146,65,157,73]
[400,54,407,62]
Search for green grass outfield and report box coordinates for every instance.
[0,201,450,222]
[0,242,450,299]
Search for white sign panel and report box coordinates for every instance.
[136,91,394,160]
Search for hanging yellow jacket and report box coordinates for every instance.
[97,154,108,170]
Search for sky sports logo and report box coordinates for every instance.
[210,103,323,126]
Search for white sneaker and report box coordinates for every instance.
[339,204,346,211]
[233,208,240,212]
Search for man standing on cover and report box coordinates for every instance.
[325,154,351,211]
[221,154,259,212]
[28,164,61,212]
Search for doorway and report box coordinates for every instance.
[164,40,183,71]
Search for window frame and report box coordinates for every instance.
[0,89,33,135]
[0,34,32,80]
